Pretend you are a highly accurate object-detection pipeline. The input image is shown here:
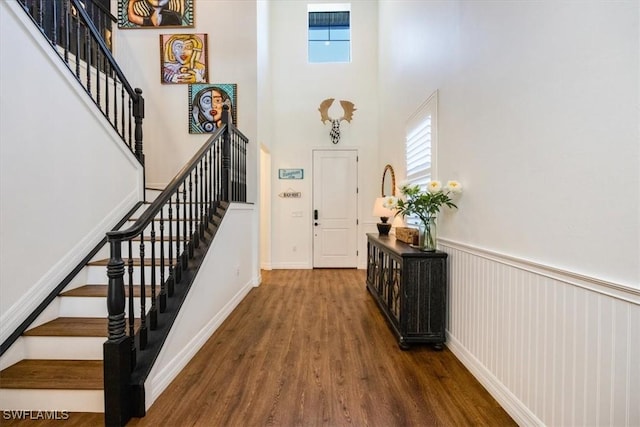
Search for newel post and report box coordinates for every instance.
[133,88,145,166]
[221,105,231,202]
[104,238,132,427]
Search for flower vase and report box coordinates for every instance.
[418,217,437,251]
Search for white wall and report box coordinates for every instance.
[112,0,259,204]
[0,2,143,343]
[268,0,380,269]
[379,0,639,288]
[378,1,640,425]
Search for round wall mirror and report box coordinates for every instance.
[381,164,396,196]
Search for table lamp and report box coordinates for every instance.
[372,197,395,235]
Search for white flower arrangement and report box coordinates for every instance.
[384,180,463,224]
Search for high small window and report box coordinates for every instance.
[308,4,351,63]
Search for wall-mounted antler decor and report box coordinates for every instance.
[318,98,356,144]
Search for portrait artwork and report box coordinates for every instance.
[118,0,194,29]
[160,34,208,84]
[188,84,238,134]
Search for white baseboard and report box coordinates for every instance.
[269,262,312,269]
[445,333,543,427]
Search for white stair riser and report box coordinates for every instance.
[86,265,172,284]
[58,296,152,317]
[121,240,191,260]
[125,215,211,231]
[93,240,188,261]
[145,189,161,202]
[134,203,214,219]
[0,389,104,412]
[22,337,104,360]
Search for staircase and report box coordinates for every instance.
[1,1,250,424]
[0,190,228,412]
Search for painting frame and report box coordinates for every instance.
[160,33,208,84]
[118,0,194,29]
[188,84,238,134]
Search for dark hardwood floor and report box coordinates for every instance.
[1,269,515,426]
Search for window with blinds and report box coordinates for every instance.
[404,91,438,225]
[406,116,432,190]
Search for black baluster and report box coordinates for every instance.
[120,86,125,139]
[74,9,80,77]
[85,22,91,96]
[194,165,201,246]
[138,232,147,350]
[213,142,218,204]
[174,191,182,284]
[243,140,247,201]
[221,106,231,202]
[37,0,44,29]
[213,138,221,202]
[113,75,118,133]
[63,0,70,63]
[105,61,110,119]
[133,88,145,165]
[167,195,174,296]
[207,146,214,221]
[127,240,136,369]
[159,208,166,312]
[182,182,188,265]
[203,155,208,225]
[96,47,101,107]
[232,135,236,201]
[150,219,157,329]
[188,173,194,256]
[234,135,239,200]
[51,0,57,47]
[198,160,204,240]
[128,98,132,149]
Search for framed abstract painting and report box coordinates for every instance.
[118,0,194,29]
[160,33,208,84]
[188,84,238,134]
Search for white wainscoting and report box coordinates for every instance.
[440,239,640,427]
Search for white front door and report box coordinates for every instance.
[312,149,358,268]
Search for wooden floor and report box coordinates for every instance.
[2,269,515,426]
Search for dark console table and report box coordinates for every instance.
[366,233,447,350]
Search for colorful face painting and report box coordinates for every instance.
[119,0,194,29]
[160,34,208,84]
[188,84,237,134]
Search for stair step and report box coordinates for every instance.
[24,317,139,337]
[0,360,103,390]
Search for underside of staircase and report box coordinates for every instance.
[0,190,228,414]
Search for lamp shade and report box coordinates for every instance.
[372,197,395,218]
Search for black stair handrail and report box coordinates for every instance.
[17,0,145,163]
[104,106,248,426]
